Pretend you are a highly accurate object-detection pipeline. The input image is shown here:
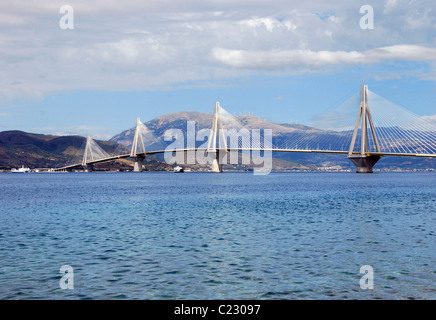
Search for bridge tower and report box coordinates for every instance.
[348,85,381,173]
[130,118,146,172]
[82,136,95,172]
[207,101,228,172]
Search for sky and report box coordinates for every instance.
[0,0,435,139]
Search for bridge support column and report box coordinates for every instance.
[210,152,223,173]
[207,102,228,173]
[133,155,145,172]
[348,85,382,173]
[83,164,94,172]
[349,155,380,173]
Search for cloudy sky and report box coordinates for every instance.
[0,0,435,138]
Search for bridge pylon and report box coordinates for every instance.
[130,117,146,172]
[207,101,228,173]
[348,85,381,173]
[82,136,94,172]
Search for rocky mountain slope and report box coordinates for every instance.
[110,111,436,171]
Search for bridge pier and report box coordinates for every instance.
[347,85,382,174]
[83,164,94,172]
[210,152,223,173]
[349,155,380,173]
[133,155,145,172]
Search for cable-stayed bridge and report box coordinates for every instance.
[56,85,436,173]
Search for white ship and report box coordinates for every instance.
[173,166,184,173]
[11,166,31,173]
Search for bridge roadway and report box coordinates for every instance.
[54,148,436,171]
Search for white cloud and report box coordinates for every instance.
[0,0,435,101]
[384,0,399,14]
[421,115,436,123]
[240,17,296,32]
[212,45,436,68]
[33,125,114,139]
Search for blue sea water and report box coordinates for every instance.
[0,172,435,300]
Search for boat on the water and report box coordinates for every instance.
[173,166,184,173]
[11,166,31,173]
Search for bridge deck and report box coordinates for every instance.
[54,148,436,171]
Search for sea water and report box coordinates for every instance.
[0,172,434,299]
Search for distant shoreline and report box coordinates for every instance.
[1,169,435,173]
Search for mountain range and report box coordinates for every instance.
[110,111,436,171]
[1,111,435,171]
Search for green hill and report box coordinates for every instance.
[0,131,123,170]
